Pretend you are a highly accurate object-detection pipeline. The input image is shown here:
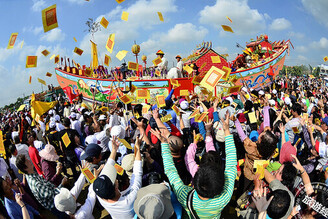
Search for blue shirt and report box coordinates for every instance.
[5,191,39,219]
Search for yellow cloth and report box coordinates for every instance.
[31,94,57,118]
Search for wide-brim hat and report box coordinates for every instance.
[134,184,174,219]
[156,50,164,55]
[175,55,181,59]
[54,188,77,215]
[39,144,59,162]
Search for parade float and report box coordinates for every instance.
[55,35,292,105]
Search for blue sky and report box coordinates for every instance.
[0,0,327,106]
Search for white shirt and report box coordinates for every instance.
[15,143,30,160]
[157,57,168,71]
[63,107,71,118]
[56,122,65,132]
[71,120,82,136]
[0,158,10,179]
[97,160,143,219]
[33,140,44,151]
[75,185,96,219]
[94,131,110,153]
[177,60,183,72]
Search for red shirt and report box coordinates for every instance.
[28,146,43,176]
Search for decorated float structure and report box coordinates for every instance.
[55,35,291,105]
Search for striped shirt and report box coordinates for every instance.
[162,134,237,218]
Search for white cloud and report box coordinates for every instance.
[297,55,307,61]
[23,26,43,35]
[66,0,93,4]
[163,23,208,43]
[31,0,46,12]
[295,45,307,53]
[301,0,328,28]
[40,29,66,42]
[199,0,266,35]
[214,46,229,54]
[269,18,291,31]
[287,31,304,40]
[310,37,328,49]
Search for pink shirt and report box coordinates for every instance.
[184,136,215,177]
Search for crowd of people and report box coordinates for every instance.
[0,75,328,219]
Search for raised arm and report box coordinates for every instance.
[291,155,314,195]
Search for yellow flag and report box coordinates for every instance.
[91,40,99,69]
[0,131,6,159]
[30,93,58,117]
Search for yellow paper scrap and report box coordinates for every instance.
[20,40,24,49]
[26,56,37,68]
[161,114,172,123]
[82,167,96,183]
[199,66,225,91]
[156,95,166,108]
[116,50,128,61]
[152,57,162,66]
[104,54,111,66]
[226,16,232,23]
[37,78,46,86]
[50,54,55,60]
[121,11,129,21]
[73,37,77,42]
[115,0,125,3]
[183,65,193,74]
[221,25,234,33]
[248,111,257,124]
[157,12,164,22]
[118,138,132,149]
[46,72,52,77]
[7,33,18,49]
[41,4,58,33]
[41,49,50,56]
[106,33,115,53]
[100,17,109,28]
[29,76,32,84]
[253,160,269,180]
[324,56,328,62]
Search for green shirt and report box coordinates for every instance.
[161,135,237,218]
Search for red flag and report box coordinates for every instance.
[62,86,79,103]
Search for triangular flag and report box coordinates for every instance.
[116,50,128,61]
[157,12,164,22]
[41,4,58,33]
[74,47,84,56]
[106,33,115,53]
[41,49,50,56]
[121,11,129,21]
[7,33,18,49]
[221,25,234,33]
[104,54,111,66]
[100,17,109,28]
[37,78,46,86]
[26,56,37,68]
[46,72,52,77]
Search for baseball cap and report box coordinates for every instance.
[93,162,117,199]
[80,143,102,160]
[85,135,98,145]
[98,114,107,121]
